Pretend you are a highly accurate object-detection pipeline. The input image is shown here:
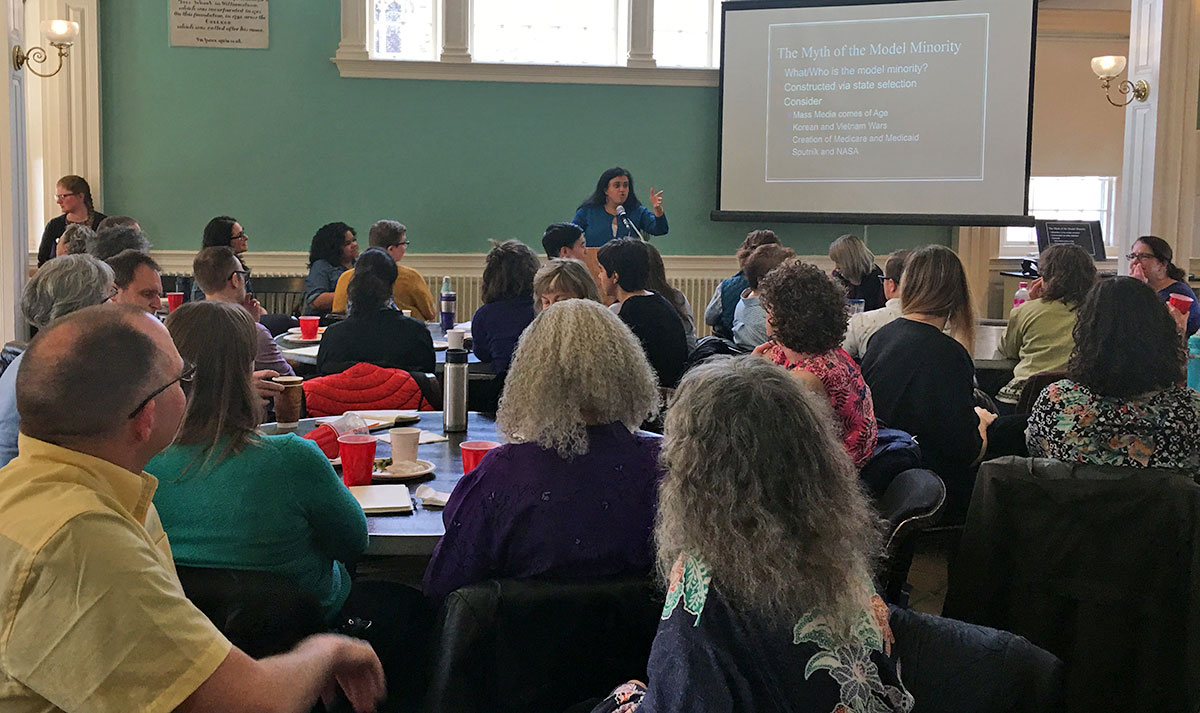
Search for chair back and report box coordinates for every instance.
[943,456,1200,713]
[422,577,662,713]
[0,341,26,378]
[860,427,923,497]
[889,606,1064,713]
[175,565,325,659]
[302,362,434,416]
[875,468,945,603]
[1014,370,1066,414]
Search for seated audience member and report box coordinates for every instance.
[597,238,689,389]
[107,249,164,313]
[829,233,886,311]
[317,248,436,375]
[0,255,114,468]
[704,229,780,340]
[190,216,250,302]
[330,220,436,320]
[755,259,877,467]
[861,245,991,521]
[533,258,600,312]
[645,243,698,353]
[541,222,588,261]
[995,243,1096,411]
[304,222,358,315]
[731,243,796,349]
[424,299,663,601]
[1028,276,1200,469]
[843,249,911,360]
[87,224,151,261]
[55,223,94,258]
[96,214,140,232]
[593,356,911,713]
[1127,234,1200,336]
[194,246,295,379]
[471,239,540,375]
[0,303,385,713]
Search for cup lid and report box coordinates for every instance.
[446,348,468,364]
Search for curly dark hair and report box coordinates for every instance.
[481,240,540,303]
[1038,243,1096,306]
[308,222,355,268]
[1067,276,1185,398]
[758,259,849,354]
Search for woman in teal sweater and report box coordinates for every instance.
[147,301,368,621]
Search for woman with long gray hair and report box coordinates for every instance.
[423,298,663,601]
[594,356,911,713]
[0,255,115,467]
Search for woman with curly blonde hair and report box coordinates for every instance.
[593,356,911,713]
[423,299,663,600]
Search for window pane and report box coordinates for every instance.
[655,0,719,68]
[373,0,436,60]
[473,0,622,66]
[1005,176,1117,249]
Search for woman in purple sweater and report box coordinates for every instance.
[424,299,664,600]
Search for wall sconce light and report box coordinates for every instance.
[11,20,80,78]
[1091,55,1150,107]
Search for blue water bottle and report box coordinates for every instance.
[1189,334,1200,391]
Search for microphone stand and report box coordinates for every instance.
[618,208,645,241]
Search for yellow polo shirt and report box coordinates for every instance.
[331,263,437,321]
[0,434,232,713]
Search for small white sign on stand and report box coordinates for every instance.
[169,0,268,49]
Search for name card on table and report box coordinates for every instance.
[170,0,269,49]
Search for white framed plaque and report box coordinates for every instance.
[170,0,269,49]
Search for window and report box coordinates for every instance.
[654,0,721,68]
[1002,176,1118,255]
[373,0,438,61]
[472,0,627,66]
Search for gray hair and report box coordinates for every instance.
[368,220,407,249]
[60,224,95,255]
[87,225,151,261]
[656,355,881,634]
[22,255,115,328]
[497,299,659,458]
[532,258,600,313]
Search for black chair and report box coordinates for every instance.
[0,341,26,378]
[175,565,325,659]
[422,577,662,713]
[260,313,299,337]
[875,468,946,605]
[1014,369,1066,414]
[889,606,1064,713]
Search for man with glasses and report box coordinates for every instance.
[842,249,911,361]
[107,248,165,313]
[330,220,436,320]
[193,246,295,384]
[0,304,386,713]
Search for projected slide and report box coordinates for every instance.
[718,0,1035,223]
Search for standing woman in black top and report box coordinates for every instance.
[37,175,107,266]
[860,245,993,521]
[316,248,435,375]
[829,234,885,311]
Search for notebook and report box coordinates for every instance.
[349,484,414,514]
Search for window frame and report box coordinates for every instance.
[1000,176,1119,257]
[335,0,719,87]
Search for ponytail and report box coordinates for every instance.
[1137,235,1187,282]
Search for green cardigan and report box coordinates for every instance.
[147,433,367,620]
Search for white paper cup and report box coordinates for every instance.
[446,329,465,350]
[402,309,413,318]
[389,427,420,464]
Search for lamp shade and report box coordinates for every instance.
[41,19,79,46]
[1091,55,1126,80]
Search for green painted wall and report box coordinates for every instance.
[99,2,951,255]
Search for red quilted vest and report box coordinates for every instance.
[302,362,432,417]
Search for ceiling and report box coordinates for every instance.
[1039,0,1131,10]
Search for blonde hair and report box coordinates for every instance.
[532,259,600,313]
[497,299,659,458]
[828,234,876,285]
[900,245,976,349]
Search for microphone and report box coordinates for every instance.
[615,205,645,241]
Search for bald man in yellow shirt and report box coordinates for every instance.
[331,220,435,320]
[0,304,385,713]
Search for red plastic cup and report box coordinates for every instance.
[166,292,184,312]
[460,440,501,474]
[299,316,320,339]
[302,423,340,458]
[338,434,377,487]
[1168,293,1194,314]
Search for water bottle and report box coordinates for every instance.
[443,349,468,433]
[439,276,456,332]
[1188,334,1200,391]
[1013,282,1030,309]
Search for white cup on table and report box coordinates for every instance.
[446,329,465,350]
[402,309,413,318]
[390,427,420,464]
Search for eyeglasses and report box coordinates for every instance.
[397,240,411,247]
[54,192,79,200]
[127,360,196,419]
[1126,252,1157,262]
[231,231,248,241]
[105,285,119,302]
[229,268,251,282]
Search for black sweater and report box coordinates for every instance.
[37,212,107,266]
[619,293,689,389]
[316,309,436,375]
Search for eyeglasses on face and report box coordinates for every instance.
[231,231,248,240]
[229,268,251,282]
[1126,252,1157,262]
[105,285,119,302]
[127,360,196,419]
[54,192,79,200]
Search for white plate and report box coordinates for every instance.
[287,326,326,334]
[432,340,448,350]
[373,459,435,482]
[284,334,322,343]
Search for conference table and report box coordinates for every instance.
[277,321,492,375]
[262,411,501,557]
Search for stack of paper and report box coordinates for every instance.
[349,485,413,514]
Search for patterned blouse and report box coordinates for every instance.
[764,344,878,467]
[593,555,913,713]
[1027,379,1200,469]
